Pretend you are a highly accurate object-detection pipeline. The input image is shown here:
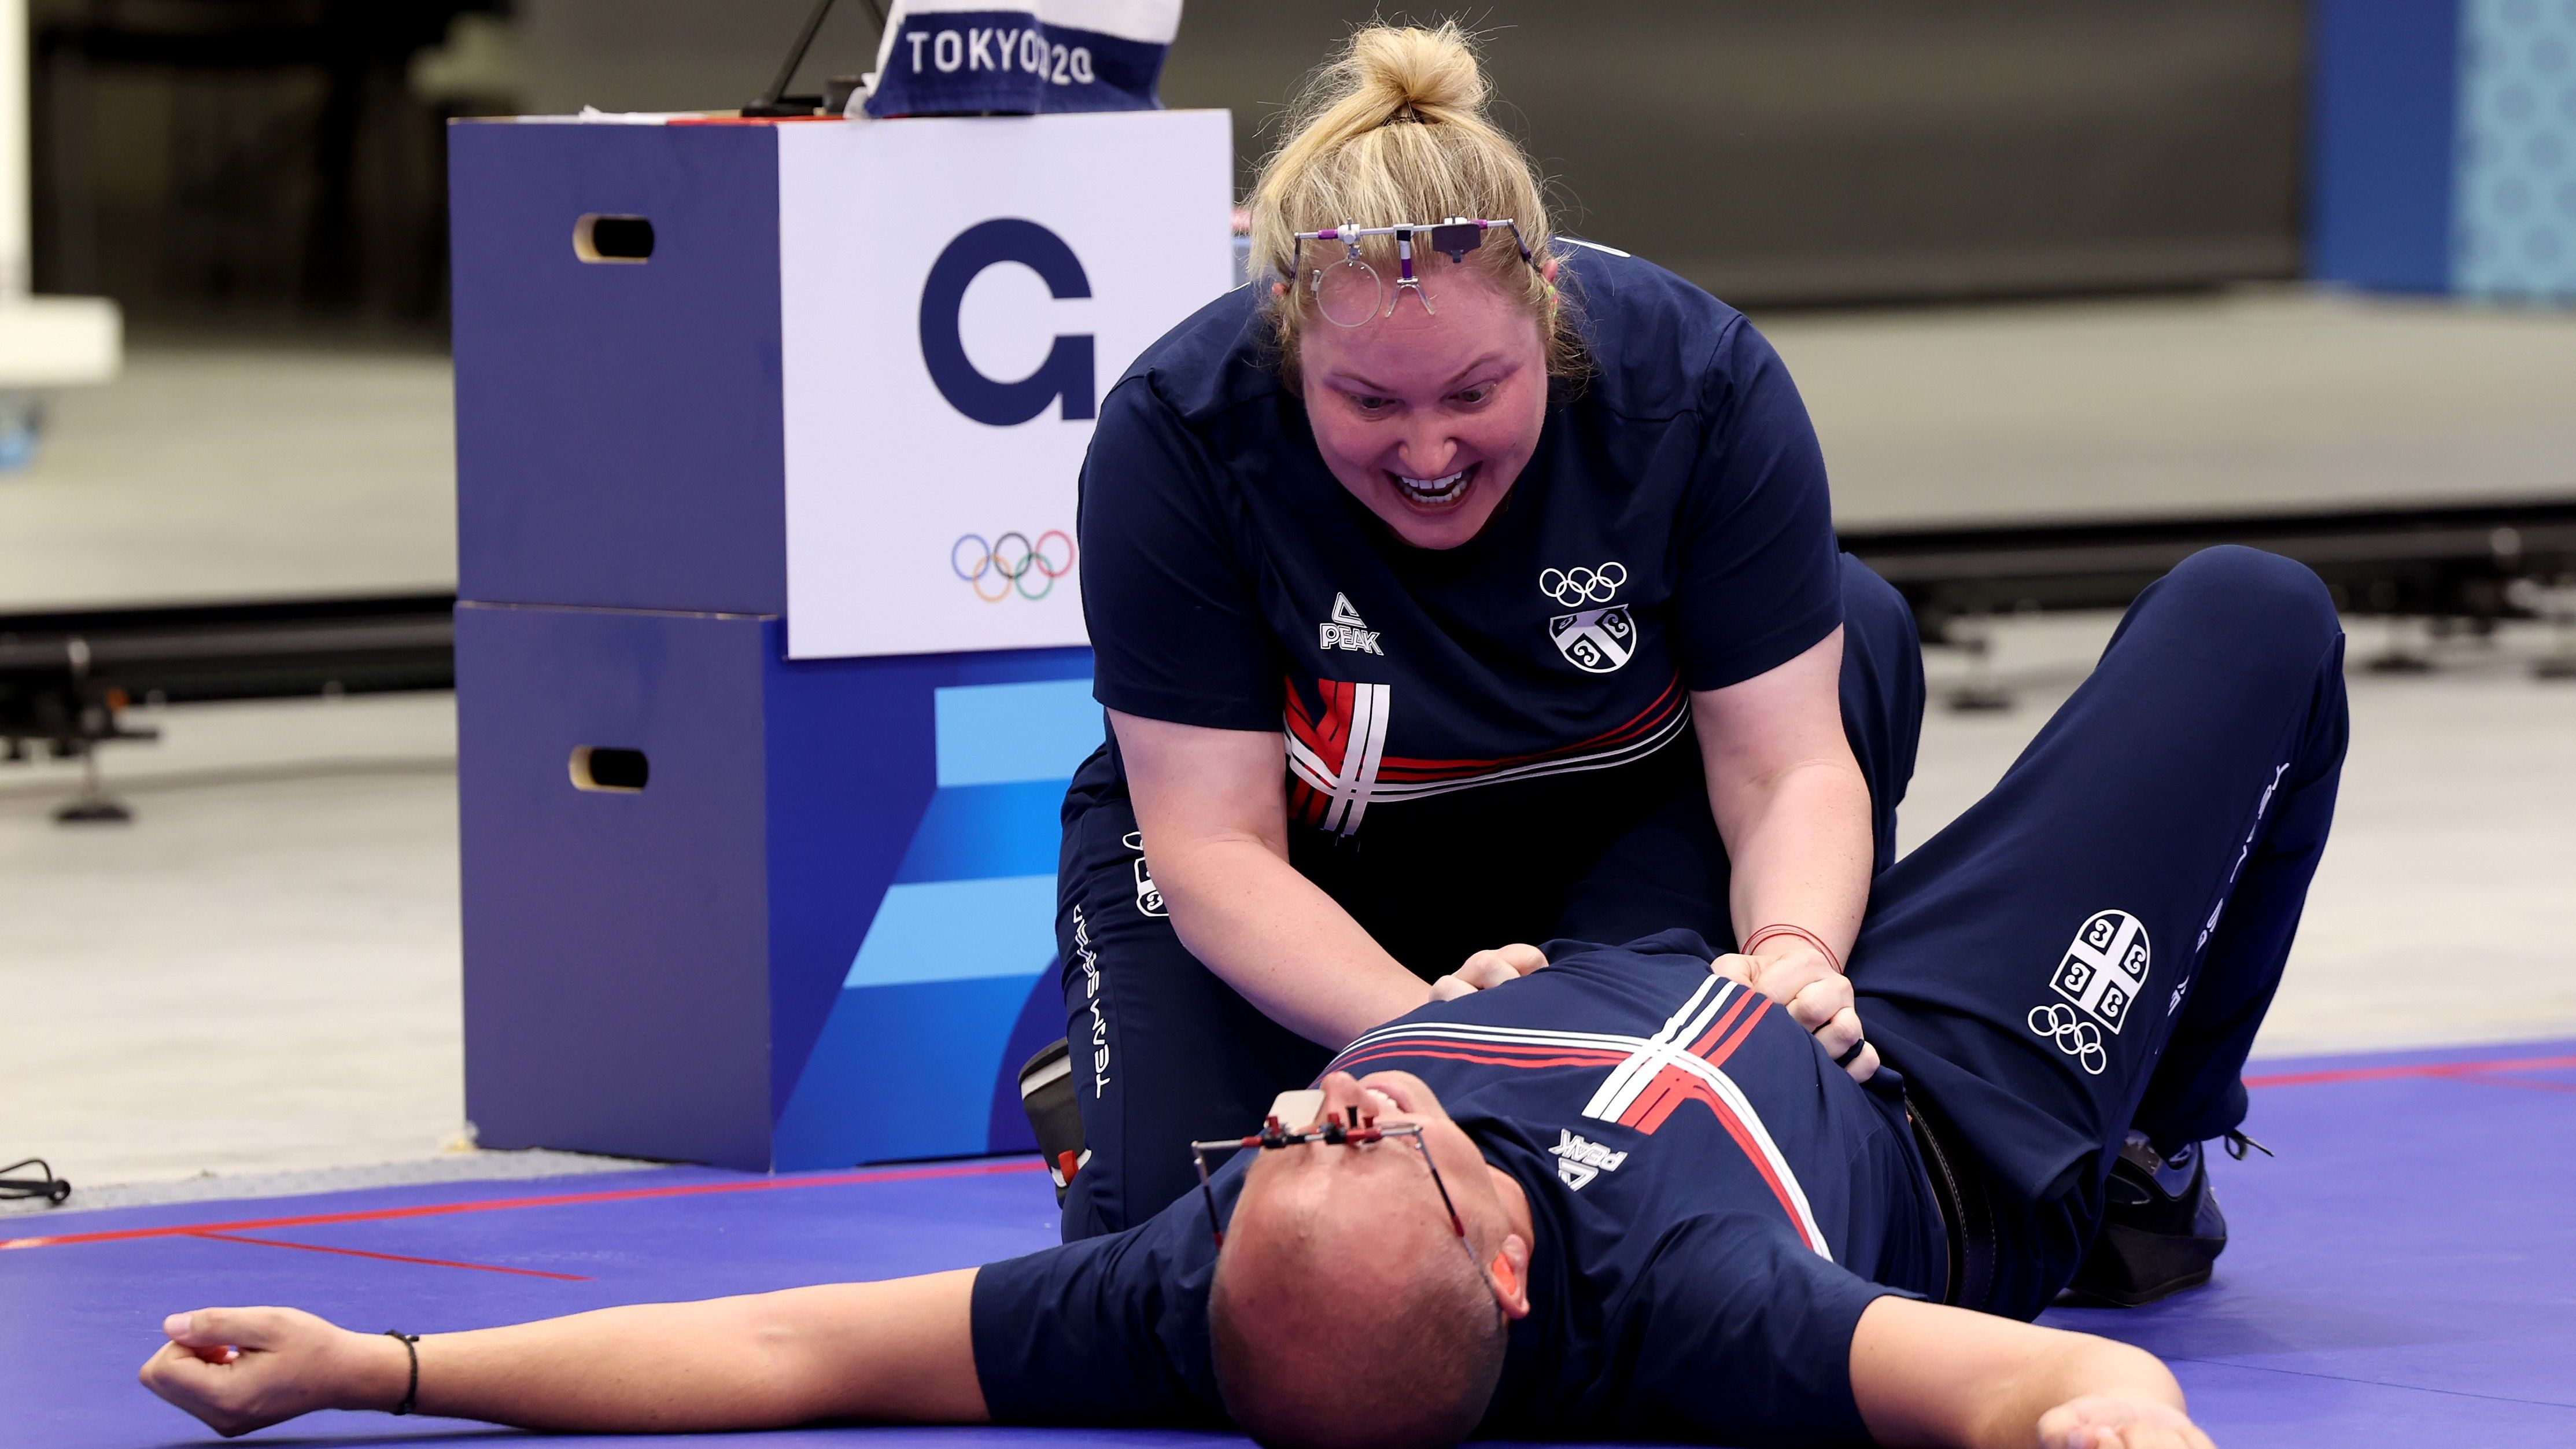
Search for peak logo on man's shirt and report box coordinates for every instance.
[1319,593,1383,655]
[1550,1129,1629,1189]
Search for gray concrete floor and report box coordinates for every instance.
[4,622,2571,1202]
[0,341,454,612]
[1,695,469,1195]
[1765,285,2576,529]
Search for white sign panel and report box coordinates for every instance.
[779,109,1235,658]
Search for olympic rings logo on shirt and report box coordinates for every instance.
[952,530,1076,603]
[2027,1002,2109,1076]
[1539,561,1627,608]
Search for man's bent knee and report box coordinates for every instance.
[2162,547,2336,636]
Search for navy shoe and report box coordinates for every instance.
[2062,1132,2237,1307]
[1018,1039,1089,1205]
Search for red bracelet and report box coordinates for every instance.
[1741,924,1843,974]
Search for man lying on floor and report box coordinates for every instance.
[142,550,2345,1449]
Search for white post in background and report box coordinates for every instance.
[0,0,119,469]
[0,0,26,297]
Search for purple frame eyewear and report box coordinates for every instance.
[1290,218,1536,325]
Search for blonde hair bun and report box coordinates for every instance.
[1338,23,1490,130]
[1248,23,1577,379]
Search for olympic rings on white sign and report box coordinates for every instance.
[2027,1003,2109,1076]
[952,530,1076,602]
[1538,561,1627,608]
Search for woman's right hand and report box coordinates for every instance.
[141,1307,401,1437]
[1431,943,1549,1001]
[1714,947,1879,1082]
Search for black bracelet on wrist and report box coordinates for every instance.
[383,1331,420,1415]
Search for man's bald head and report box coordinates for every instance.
[1207,1132,1507,1449]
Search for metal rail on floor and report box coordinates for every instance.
[1844,495,2576,707]
[1843,496,2576,631]
[0,594,453,819]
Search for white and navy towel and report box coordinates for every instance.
[861,0,1182,118]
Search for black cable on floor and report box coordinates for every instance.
[0,1157,72,1206]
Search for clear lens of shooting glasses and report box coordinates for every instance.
[1312,255,1384,328]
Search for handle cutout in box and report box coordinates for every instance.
[569,746,649,792]
[573,215,654,263]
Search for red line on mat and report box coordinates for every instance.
[2244,1054,2576,1089]
[0,1157,1048,1252]
[12,1055,2569,1255]
[190,1230,593,1281]
[2452,1074,2576,1097]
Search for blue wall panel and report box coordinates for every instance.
[2452,0,2576,296]
[2311,0,2464,290]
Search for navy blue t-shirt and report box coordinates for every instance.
[1073,245,1843,974]
[971,931,1946,1446]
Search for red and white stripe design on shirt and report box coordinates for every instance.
[1327,975,1831,1259]
[1285,679,1393,835]
[1283,677,1691,838]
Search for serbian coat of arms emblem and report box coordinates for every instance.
[2051,909,2151,1034]
[1549,606,1636,673]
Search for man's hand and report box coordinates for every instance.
[1430,943,1548,1001]
[1714,945,1879,1082]
[2038,1395,2217,1448]
[141,1307,401,1437]
[1853,1298,2205,1449]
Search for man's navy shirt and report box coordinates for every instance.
[972,932,1946,1446]
[1073,246,1843,972]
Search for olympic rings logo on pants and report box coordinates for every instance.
[1539,561,1627,608]
[953,530,1075,602]
[2028,1002,2108,1076]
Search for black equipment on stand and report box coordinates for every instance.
[0,595,455,825]
[741,0,886,117]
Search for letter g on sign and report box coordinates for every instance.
[918,217,1097,426]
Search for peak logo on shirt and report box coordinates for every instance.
[1550,1129,1629,1190]
[1319,593,1383,655]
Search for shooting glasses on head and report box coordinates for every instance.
[1291,219,1535,327]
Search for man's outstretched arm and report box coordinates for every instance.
[1850,1295,2216,1449]
[139,1269,987,1439]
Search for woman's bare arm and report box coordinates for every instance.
[1693,626,1881,1078]
[1693,625,1873,964]
[1851,1296,2216,1449]
[139,1270,986,1439]
[1112,710,1436,1048]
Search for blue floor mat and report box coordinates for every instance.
[7,1040,2573,1446]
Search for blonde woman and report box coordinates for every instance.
[1053,22,1914,1239]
